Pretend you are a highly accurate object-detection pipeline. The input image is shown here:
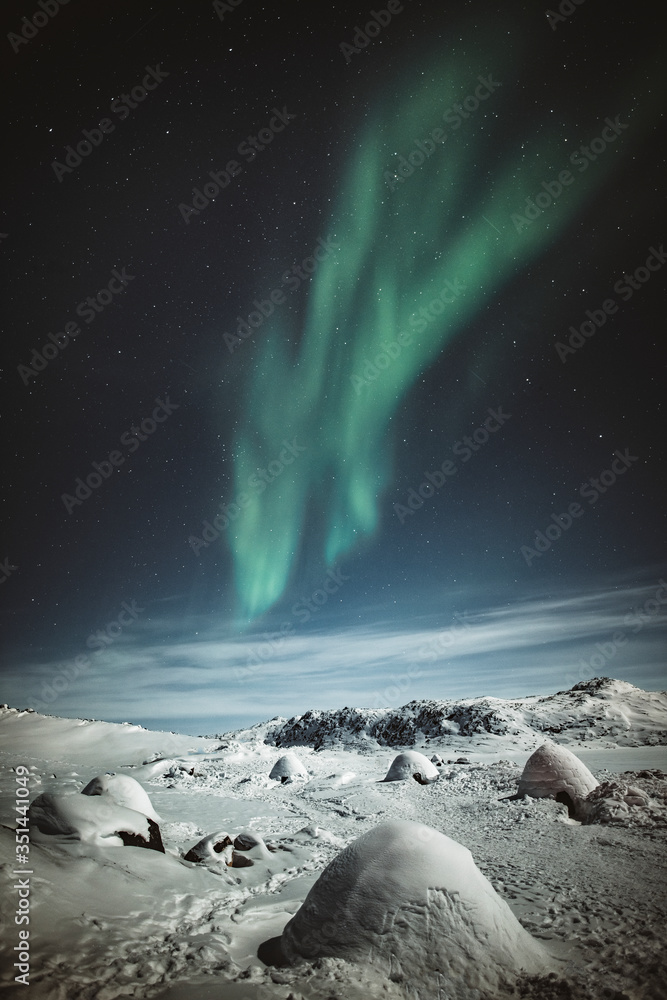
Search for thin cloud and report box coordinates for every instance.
[5,578,665,726]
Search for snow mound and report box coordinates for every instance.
[383,750,440,783]
[279,819,552,995]
[269,752,308,782]
[517,742,598,806]
[81,772,162,823]
[29,791,164,850]
[579,777,667,827]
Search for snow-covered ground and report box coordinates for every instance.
[1,678,666,999]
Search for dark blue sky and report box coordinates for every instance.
[2,0,665,732]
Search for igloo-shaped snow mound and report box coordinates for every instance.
[383,750,439,783]
[280,820,550,993]
[81,772,162,822]
[517,742,598,803]
[269,753,308,782]
[29,791,163,850]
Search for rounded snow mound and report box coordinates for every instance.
[29,792,163,851]
[517,743,598,805]
[269,753,308,782]
[280,820,551,994]
[81,772,162,823]
[383,750,439,783]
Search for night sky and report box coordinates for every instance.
[2,0,666,734]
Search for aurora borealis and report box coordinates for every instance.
[2,1,665,731]
[226,32,652,622]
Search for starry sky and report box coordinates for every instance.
[2,0,666,735]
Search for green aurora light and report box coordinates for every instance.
[225,38,654,623]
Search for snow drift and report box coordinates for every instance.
[81,772,162,823]
[0,705,212,767]
[279,819,552,995]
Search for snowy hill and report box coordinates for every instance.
[233,678,667,751]
[0,705,216,770]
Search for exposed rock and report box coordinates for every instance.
[183,831,233,862]
[257,679,667,749]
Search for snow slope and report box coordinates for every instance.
[1,680,666,1000]
[0,708,215,770]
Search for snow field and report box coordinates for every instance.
[1,684,666,1000]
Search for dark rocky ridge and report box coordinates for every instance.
[248,679,667,750]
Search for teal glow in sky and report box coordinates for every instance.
[227,38,640,623]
